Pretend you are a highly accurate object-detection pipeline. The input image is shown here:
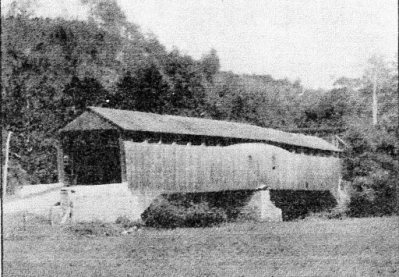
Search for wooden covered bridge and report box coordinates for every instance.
[57,107,342,222]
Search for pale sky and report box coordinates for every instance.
[2,0,398,89]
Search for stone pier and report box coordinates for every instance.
[245,186,282,222]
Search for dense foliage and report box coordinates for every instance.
[2,0,398,216]
[142,191,254,228]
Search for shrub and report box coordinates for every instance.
[346,174,398,217]
[4,159,37,195]
[184,202,227,227]
[142,195,228,228]
[270,190,337,221]
[306,208,347,221]
[115,216,144,229]
[343,121,399,217]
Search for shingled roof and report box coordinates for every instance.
[60,106,341,152]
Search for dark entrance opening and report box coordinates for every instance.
[63,130,122,185]
[73,146,121,184]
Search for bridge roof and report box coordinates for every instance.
[60,107,341,152]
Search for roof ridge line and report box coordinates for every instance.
[87,107,124,131]
[84,106,341,152]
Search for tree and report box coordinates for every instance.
[160,49,209,116]
[341,55,399,216]
[62,76,110,122]
[83,0,127,34]
[200,49,220,83]
[113,64,170,113]
[205,71,305,128]
[362,55,394,125]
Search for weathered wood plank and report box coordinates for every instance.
[123,141,341,193]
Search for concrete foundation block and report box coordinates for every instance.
[62,183,161,223]
[246,189,282,222]
[336,180,350,211]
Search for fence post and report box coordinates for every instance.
[2,131,12,199]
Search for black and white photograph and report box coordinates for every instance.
[1,0,398,276]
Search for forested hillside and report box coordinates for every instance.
[2,0,398,216]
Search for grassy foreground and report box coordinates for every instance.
[3,214,399,277]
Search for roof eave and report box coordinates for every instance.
[58,107,123,133]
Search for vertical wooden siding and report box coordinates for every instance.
[124,141,341,193]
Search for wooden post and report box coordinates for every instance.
[118,136,127,183]
[2,131,12,199]
[57,140,65,185]
[397,86,399,214]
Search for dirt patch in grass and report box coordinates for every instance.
[66,218,145,237]
[66,221,124,237]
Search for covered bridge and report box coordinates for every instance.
[58,107,341,190]
[57,107,343,222]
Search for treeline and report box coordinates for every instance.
[1,1,398,215]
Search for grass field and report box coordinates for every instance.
[3,214,399,277]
